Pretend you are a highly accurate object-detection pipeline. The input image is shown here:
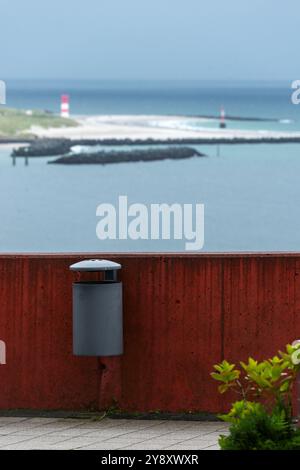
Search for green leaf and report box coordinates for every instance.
[279,380,290,392]
[211,372,227,382]
[218,384,229,394]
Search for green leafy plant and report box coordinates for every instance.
[211,341,300,450]
[218,405,300,450]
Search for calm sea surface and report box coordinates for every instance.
[1,80,300,252]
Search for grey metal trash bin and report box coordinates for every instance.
[70,259,123,356]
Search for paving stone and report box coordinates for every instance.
[78,443,132,450]
[202,444,220,450]
[165,444,208,450]
[0,417,221,450]
[0,417,31,425]
[120,443,169,450]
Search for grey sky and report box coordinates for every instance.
[0,0,298,80]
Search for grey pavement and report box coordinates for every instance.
[0,417,228,450]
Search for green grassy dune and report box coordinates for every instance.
[0,107,78,137]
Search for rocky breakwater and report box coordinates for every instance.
[48,146,205,164]
[12,139,72,157]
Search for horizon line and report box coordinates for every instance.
[2,78,295,82]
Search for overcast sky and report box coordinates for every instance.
[0,0,298,80]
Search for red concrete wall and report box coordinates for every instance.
[0,253,299,413]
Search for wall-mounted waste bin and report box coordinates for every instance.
[70,259,123,356]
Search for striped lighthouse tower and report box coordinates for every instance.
[219,105,226,128]
[61,95,70,118]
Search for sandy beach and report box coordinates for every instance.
[25,115,300,142]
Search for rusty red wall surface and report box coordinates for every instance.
[0,253,299,413]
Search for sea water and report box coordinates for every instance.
[1,80,300,252]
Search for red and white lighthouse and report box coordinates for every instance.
[219,105,226,128]
[61,95,70,118]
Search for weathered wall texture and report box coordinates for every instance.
[0,253,299,412]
